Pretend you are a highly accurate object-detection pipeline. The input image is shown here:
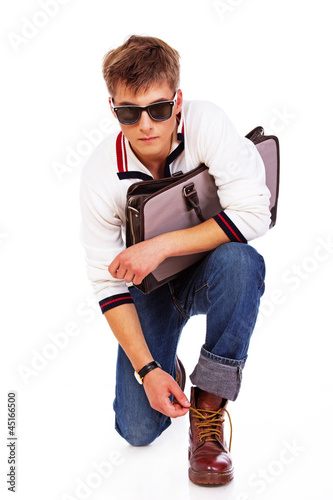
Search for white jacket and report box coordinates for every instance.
[80,100,271,313]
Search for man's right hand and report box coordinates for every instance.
[142,368,191,418]
[104,304,190,418]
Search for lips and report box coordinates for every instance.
[139,137,158,142]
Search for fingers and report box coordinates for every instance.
[172,404,190,418]
[147,377,190,418]
[108,241,161,284]
[159,396,190,418]
[108,254,144,284]
[169,403,190,418]
[108,260,140,284]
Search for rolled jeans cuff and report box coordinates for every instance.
[189,346,247,401]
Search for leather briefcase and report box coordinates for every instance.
[126,127,279,294]
[126,164,221,294]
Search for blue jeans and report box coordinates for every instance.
[113,242,265,446]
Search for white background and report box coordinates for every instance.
[1,0,332,499]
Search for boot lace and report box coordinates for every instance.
[190,406,233,451]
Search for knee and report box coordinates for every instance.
[212,243,265,289]
[230,243,264,276]
[120,431,156,447]
[115,415,170,447]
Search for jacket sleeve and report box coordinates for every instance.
[79,174,134,314]
[200,103,271,242]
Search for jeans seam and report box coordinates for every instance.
[195,281,211,306]
[168,282,189,320]
[172,295,189,319]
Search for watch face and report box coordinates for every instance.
[134,370,143,384]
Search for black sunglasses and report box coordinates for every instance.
[111,92,177,125]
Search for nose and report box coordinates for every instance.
[138,110,154,131]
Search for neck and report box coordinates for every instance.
[130,135,174,179]
[146,160,166,179]
[129,144,166,178]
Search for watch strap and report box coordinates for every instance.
[136,360,161,383]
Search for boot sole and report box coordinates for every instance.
[188,466,234,485]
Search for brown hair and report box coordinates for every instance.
[102,35,180,96]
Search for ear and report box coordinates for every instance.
[108,97,117,119]
[175,89,183,114]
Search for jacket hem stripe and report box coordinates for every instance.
[99,293,134,314]
[213,212,247,243]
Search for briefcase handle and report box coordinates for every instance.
[183,183,205,223]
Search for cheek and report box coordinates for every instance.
[119,124,136,141]
[162,117,177,136]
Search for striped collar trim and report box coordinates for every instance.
[116,131,128,173]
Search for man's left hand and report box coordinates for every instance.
[109,237,166,285]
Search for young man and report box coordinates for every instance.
[80,35,270,485]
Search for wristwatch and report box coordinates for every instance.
[134,360,162,384]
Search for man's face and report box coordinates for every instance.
[110,83,183,171]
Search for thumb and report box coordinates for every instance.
[171,380,190,407]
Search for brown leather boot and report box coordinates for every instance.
[175,356,186,392]
[173,356,186,406]
[188,386,234,485]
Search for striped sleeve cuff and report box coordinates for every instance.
[213,212,247,243]
[99,293,134,314]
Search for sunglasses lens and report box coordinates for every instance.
[149,102,173,121]
[114,99,174,124]
[116,107,141,124]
